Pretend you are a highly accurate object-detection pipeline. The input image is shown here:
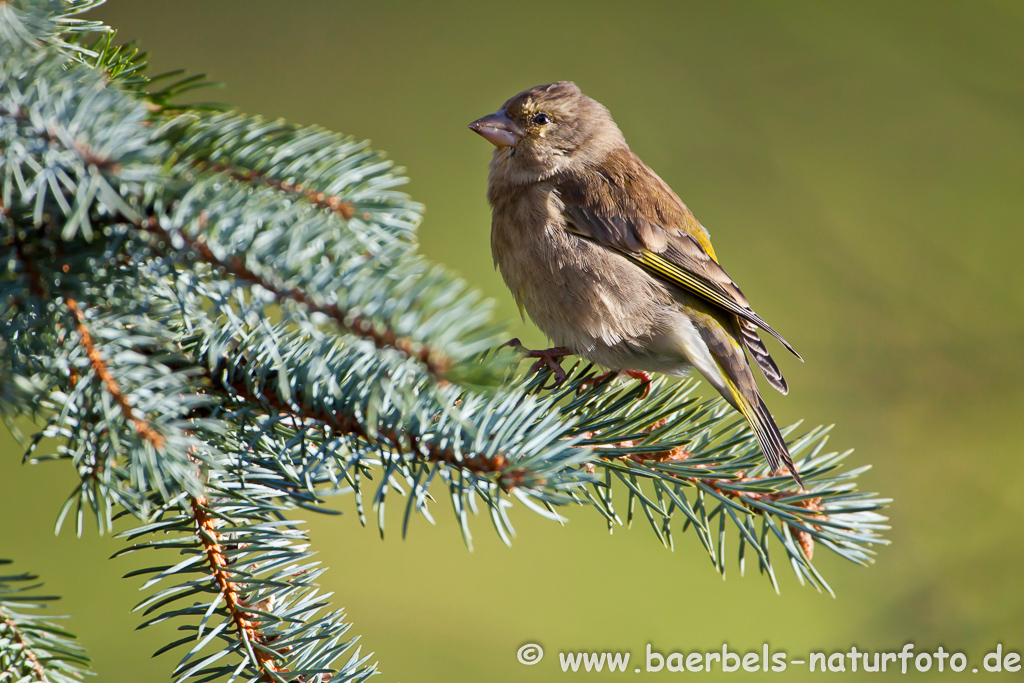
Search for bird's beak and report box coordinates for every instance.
[468,111,524,148]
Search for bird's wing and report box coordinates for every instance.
[555,150,802,364]
[739,320,789,395]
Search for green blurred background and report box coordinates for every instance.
[3,1,1023,680]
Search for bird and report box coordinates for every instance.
[468,81,804,486]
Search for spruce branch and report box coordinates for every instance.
[0,0,108,61]
[519,362,889,593]
[115,470,376,683]
[0,560,90,683]
[197,162,357,221]
[138,215,451,380]
[186,495,298,680]
[65,297,166,450]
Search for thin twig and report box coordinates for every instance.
[190,496,280,678]
[200,161,356,220]
[140,216,450,378]
[0,611,50,683]
[66,298,165,450]
[217,366,526,487]
[583,414,822,558]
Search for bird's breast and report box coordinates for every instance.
[488,184,674,358]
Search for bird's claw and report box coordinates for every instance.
[501,339,572,387]
[525,346,571,387]
[576,370,616,394]
[499,340,652,396]
[500,337,525,351]
[577,369,652,398]
[623,370,653,398]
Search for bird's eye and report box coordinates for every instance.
[532,113,552,126]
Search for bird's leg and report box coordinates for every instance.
[500,337,525,352]
[502,338,572,385]
[623,370,653,398]
[577,369,653,398]
[576,370,618,394]
[526,347,572,384]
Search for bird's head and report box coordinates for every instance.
[469,81,625,180]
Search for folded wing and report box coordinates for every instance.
[554,151,800,392]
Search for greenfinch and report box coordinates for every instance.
[469,81,804,485]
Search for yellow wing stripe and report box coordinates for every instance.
[562,216,800,359]
[629,250,801,360]
[633,251,741,313]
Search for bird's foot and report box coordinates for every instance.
[577,369,653,398]
[526,347,572,385]
[624,370,653,398]
[502,338,572,386]
[576,370,615,394]
[500,337,526,351]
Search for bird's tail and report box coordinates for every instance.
[689,309,803,487]
[730,382,804,488]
